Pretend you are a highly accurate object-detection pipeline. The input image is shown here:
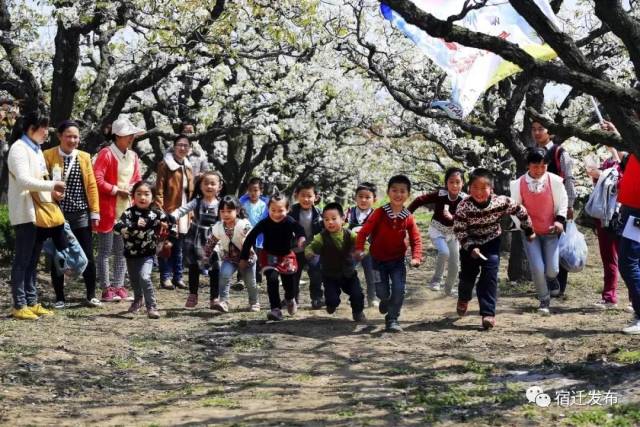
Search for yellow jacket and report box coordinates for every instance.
[43,146,100,219]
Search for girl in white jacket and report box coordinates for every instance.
[205,196,259,312]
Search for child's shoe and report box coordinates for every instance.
[101,286,119,302]
[211,299,229,313]
[311,298,324,310]
[428,281,441,291]
[367,299,379,309]
[160,278,174,290]
[386,319,403,333]
[87,298,103,308]
[353,311,367,322]
[249,302,261,312]
[593,300,617,310]
[28,304,54,317]
[267,308,283,321]
[326,305,337,314]
[11,306,39,320]
[185,293,198,309]
[482,316,496,330]
[147,306,160,319]
[173,279,188,290]
[625,304,635,313]
[548,279,561,297]
[456,300,468,317]
[622,317,640,335]
[378,299,389,314]
[53,300,66,309]
[537,299,551,316]
[128,298,143,314]
[116,287,134,301]
[286,299,298,315]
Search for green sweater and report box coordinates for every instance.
[305,228,369,257]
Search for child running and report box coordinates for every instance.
[355,175,422,333]
[205,196,260,312]
[171,171,222,309]
[454,168,534,329]
[408,167,466,296]
[239,177,269,284]
[306,202,367,322]
[114,181,174,319]
[345,182,379,307]
[240,192,306,321]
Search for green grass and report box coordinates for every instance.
[201,395,240,409]
[229,335,272,352]
[564,404,640,426]
[614,350,640,364]
[292,373,313,382]
[107,355,137,370]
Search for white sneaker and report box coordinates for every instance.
[53,301,66,309]
[537,300,551,316]
[622,318,640,335]
[249,303,261,312]
[593,300,618,310]
[87,298,103,308]
[428,282,441,291]
[444,287,458,297]
[625,304,635,313]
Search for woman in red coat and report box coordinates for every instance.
[93,117,143,302]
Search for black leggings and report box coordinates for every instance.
[188,264,220,298]
[51,226,95,302]
[265,269,298,310]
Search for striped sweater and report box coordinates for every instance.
[454,194,533,251]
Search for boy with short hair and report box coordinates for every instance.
[345,182,379,307]
[454,168,535,330]
[239,177,269,283]
[305,202,366,322]
[290,181,324,308]
[355,175,422,333]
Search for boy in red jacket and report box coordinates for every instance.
[355,175,422,333]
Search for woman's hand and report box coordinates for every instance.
[116,188,130,198]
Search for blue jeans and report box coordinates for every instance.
[219,260,258,305]
[360,254,379,303]
[159,235,184,282]
[458,238,501,317]
[373,257,406,322]
[126,256,156,309]
[523,233,559,302]
[11,223,39,308]
[619,207,640,316]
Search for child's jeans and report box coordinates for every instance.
[458,238,501,317]
[220,260,258,305]
[323,274,365,315]
[360,255,379,303]
[429,226,460,292]
[126,256,156,308]
[188,263,219,298]
[265,270,297,310]
[294,252,323,302]
[523,233,559,303]
[159,234,184,283]
[372,257,406,322]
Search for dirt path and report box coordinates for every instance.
[1,231,640,426]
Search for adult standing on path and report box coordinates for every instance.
[155,134,194,290]
[43,120,102,308]
[531,120,576,298]
[7,111,66,319]
[93,117,143,302]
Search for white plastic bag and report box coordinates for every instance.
[558,221,588,273]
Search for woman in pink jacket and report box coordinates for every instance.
[93,117,143,302]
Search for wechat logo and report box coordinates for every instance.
[526,385,551,407]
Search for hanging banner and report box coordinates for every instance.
[381,1,559,119]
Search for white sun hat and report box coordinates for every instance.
[112,116,145,137]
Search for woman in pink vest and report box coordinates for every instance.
[93,117,143,302]
[510,148,568,316]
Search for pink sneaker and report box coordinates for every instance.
[101,287,119,302]
[286,299,298,316]
[116,287,133,301]
[185,293,198,309]
[267,308,283,321]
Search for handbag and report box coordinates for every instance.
[30,191,65,228]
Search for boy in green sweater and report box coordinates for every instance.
[305,202,367,322]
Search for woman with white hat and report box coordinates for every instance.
[93,116,143,302]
